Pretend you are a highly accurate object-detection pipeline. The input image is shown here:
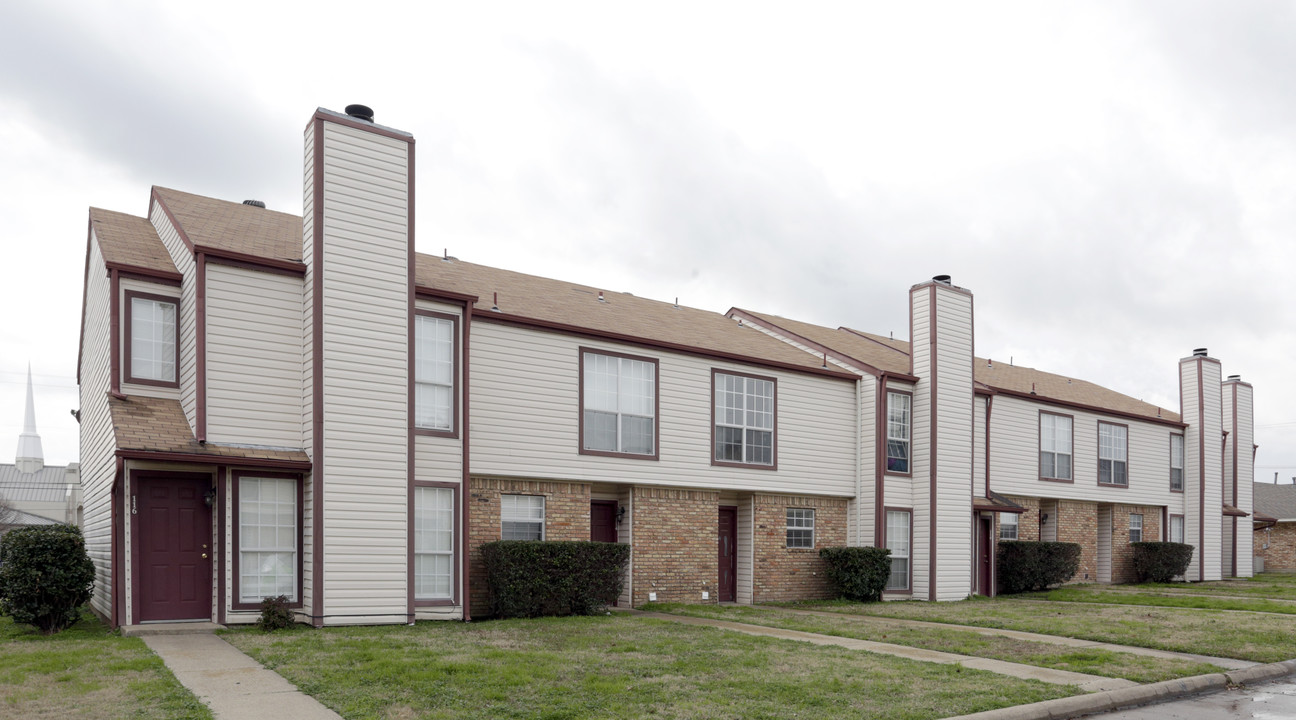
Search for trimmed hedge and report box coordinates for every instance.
[996,541,1080,594]
[1131,541,1194,583]
[482,540,630,618]
[819,547,892,602]
[0,524,95,634]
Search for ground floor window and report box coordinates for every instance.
[1129,513,1143,543]
[885,509,911,591]
[238,476,297,603]
[786,508,814,548]
[999,512,1018,540]
[415,486,454,601]
[1169,515,1184,543]
[502,494,545,540]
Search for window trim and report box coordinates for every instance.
[123,289,180,388]
[711,368,779,471]
[1168,513,1185,544]
[413,480,459,607]
[1038,410,1075,483]
[885,389,913,477]
[501,494,546,541]
[785,507,815,549]
[999,511,1019,541]
[1129,513,1143,543]
[883,506,913,595]
[231,471,304,612]
[1169,433,1184,493]
[413,310,460,439]
[577,347,660,460]
[1097,421,1130,488]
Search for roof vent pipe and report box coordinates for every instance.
[1228,374,1241,381]
[1193,348,1208,357]
[933,274,952,285]
[345,104,374,122]
[243,200,265,208]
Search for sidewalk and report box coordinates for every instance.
[143,633,342,720]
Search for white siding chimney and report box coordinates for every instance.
[1223,376,1254,577]
[1180,350,1222,582]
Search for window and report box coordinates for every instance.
[786,508,814,548]
[1099,423,1128,486]
[126,293,177,385]
[501,495,544,540]
[414,486,454,601]
[885,509,911,591]
[1129,513,1143,543]
[1169,515,1184,544]
[1039,413,1073,481]
[714,372,775,466]
[999,512,1019,540]
[886,392,911,474]
[581,351,656,456]
[415,314,455,432]
[238,476,297,603]
[1170,434,1184,491]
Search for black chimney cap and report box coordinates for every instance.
[1228,374,1241,381]
[933,275,952,285]
[242,200,265,209]
[345,104,374,122]
[1192,348,1208,357]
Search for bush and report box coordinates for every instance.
[257,595,294,631]
[819,547,892,602]
[1131,542,1194,583]
[482,540,630,618]
[996,541,1080,594]
[0,524,95,634]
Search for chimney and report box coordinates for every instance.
[908,275,974,601]
[1222,374,1254,577]
[1180,349,1223,581]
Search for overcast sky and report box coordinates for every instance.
[1,0,1292,484]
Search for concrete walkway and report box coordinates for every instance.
[635,611,1136,692]
[143,633,342,720]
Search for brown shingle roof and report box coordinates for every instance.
[732,310,911,374]
[109,395,309,464]
[152,187,304,264]
[89,207,178,276]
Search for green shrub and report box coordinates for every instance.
[818,547,892,602]
[1131,542,1194,583]
[0,524,95,634]
[996,541,1080,594]
[257,594,294,631]
[482,540,630,618]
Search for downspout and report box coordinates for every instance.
[855,377,862,546]
[461,303,473,622]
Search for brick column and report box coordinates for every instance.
[1056,500,1097,583]
[630,487,718,606]
[753,494,847,603]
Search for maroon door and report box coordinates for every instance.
[136,477,212,622]
[591,501,618,543]
[718,506,737,602]
[978,516,993,596]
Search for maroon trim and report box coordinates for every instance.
[196,254,207,441]
[216,465,226,626]
[710,368,778,471]
[1222,506,1249,518]
[230,471,305,611]
[110,457,123,627]
[107,264,183,286]
[1197,358,1205,581]
[413,481,461,607]
[407,138,416,623]
[114,449,311,470]
[882,505,913,596]
[1170,432,1185,492]
[927,285,937,602]
[310,115,325,627]
[1038,410,1075,483]
[838,326,916,363]
[414,286,480,304]
[874,377,885,546]
[884,388,914,477]
[198,246,305,276]
[461,304,472,622]
[109,269,121,395]
[151,187,195,252]
[122,289,180,388]
[1096,421,1130,488]
[128,470,215,625]
[412,311,461,439]
[577,347,661,461]
[989,387,1186,429]
[473,311,856,382]
[979,503,1026,514]
[727,308,891,378]
[984,395,993,497]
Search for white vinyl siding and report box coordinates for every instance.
[147,200,197,421]
[886,510,910,591]
[1097,506,1112,583]
[1099,423,1128,486]
[415,316,455,431]
[999,512,1018,540]
[79,237,117,619]
[886,392,911,473]
[414,487,454,600]
[1170,434,1184,491]
[715,373,774,465]
[239,477,297,603]
[130,297,176,382]
[1040,414,1072,480]
[501,495,544,540]
[583,352,655,455]
[786,508,814,548]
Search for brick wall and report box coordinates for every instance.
[999,496,1040,542]
[1256,522,1296,571]
[467,477,591,616]
[752,494,848,603]
[631,486,719,606]
[1055,500,1097,583]
[1110,504,1162,583]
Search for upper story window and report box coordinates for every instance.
[415,313,456,433]
[501,494,544,540]
[786,508,814,548]
[1098,422,1128,486]
[714,372,775,467]
[1129,513,1143,543]
[886,391,911,474]
[1040,413,1073,481]
[999,512,1019,540]
[1170,434,1184,491]
[126,292,177,386]
[581,350,657,457]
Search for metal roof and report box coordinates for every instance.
[0,464,77,503]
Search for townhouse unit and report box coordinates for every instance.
[77,106,1255,629]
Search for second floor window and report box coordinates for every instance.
[1170,434,1184,491]
[582,351,656,456]
[127,294,177,384]
[886,392,911,473]
[415,314,455,432]
[714,372,775,466]
[1099,423,1128,486]
[1040,413,1073,481]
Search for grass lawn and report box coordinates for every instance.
[0,610,210,719]
[647,603,1223,683]
[1107,574,1296,601]
[1028,586,1296,614]
[222,614,1076,720]
[782,597,1296,663]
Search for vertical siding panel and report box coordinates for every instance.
[909,290,931,600]
[300,124,316,613]
[1234,385,1254,576]
[149,203,198,426]
[737,496,753,604]
[80,237,116,619]
[932,290,973,601]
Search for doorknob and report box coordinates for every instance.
[201,553,208,559]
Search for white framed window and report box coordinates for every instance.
[415,314,455,432]
[1040,413,1073,480]
[1169,515,1184,544]
[238,476,297,603]
[886,392,911,474]
[1170,434,1184,491]
[582,351,656,456]
[1099,423,1128,486]
[786,508,814,548]
[127,294,177,384]
[999,512,1019,540]
[715,372,775,466]
[414,486,454,601]
[501,495,545,540]
[1129,513,1143,543]
[885,510,911,591]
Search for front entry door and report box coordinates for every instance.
[718,506,737,602]
[136,476,212,622]
[978,516,993,596]
[591,501,618,543]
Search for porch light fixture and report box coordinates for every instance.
[203,487,216,507]
[616,506,627,525]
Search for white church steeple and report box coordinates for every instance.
[15,364,44,474]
